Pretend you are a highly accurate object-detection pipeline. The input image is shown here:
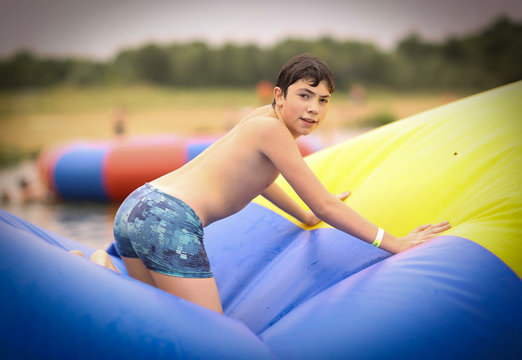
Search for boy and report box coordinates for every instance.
[85,54,450,313]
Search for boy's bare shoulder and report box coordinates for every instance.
[239,106,286,134]
[242,105,274,120]
[245,117,289,146]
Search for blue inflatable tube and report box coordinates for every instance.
[38,135,320,202]
[54,143,109,201]
[0,209,273,359]
[1,206,520,359]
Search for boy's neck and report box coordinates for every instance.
[273,105,301,140]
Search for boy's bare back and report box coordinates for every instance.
[151,105,288,227]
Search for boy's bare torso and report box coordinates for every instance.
[151,105,281,227]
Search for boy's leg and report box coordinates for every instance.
[70,249,121,275]
[83,251,157,289]
[69,251,221,312]
[121,256,156,286]
[149,271,223,314]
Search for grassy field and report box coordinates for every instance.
[0,85,468,165]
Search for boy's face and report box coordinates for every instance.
[275,79,331,138]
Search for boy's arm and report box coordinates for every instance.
[261,182,315,225]
[262,182,350,226]
[258,118,450,254]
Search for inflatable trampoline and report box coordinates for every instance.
[1,82,521,359]
[37,134,319,202]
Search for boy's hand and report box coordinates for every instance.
[303,190,351,226]
[388,221,451,253]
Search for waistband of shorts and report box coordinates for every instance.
[142,182,203,228]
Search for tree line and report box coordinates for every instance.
[0,16,520,92]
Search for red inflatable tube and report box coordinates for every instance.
[103,135,187,201]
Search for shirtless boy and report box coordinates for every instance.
[82,54,450,313]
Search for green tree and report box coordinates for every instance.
[134,44,172,85]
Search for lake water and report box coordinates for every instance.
[0,129,368,250]
[0,160,118,249]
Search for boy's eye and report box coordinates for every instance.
[320,99,329,104]
[299,93,309,99]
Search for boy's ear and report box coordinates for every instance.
[274,87,284,105]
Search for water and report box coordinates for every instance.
[0,129,369,250]
[0,160,118,249]
[3,200,118,249]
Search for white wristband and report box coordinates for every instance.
[372,227,384,248]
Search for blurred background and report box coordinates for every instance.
[1,0,521,248]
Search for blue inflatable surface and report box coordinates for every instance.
[0,209,272,359]
[1,206,520,359]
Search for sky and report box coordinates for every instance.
[1,0,521,59]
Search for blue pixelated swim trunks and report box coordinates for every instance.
[113,183,213,278]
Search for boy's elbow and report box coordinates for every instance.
[311,198,336,221]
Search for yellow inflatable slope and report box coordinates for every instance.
[255,81,522,276]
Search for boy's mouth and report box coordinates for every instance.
[301,117,317,124]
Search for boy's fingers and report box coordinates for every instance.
[430,221,451,231]
[337,191,351,200]
[423,222,450,230]
[415,224,431,232]
[424,222,451,236]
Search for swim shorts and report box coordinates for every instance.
[113,183,213,278]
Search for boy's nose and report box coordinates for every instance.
[307,103,319,114]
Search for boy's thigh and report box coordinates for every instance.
[149,271,223,314]
[121,256,156,286]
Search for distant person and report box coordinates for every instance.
[74,54,450,313]
[112,105,127,136]
[18,177,43,203]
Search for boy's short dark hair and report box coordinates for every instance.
[272,54,335,106]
